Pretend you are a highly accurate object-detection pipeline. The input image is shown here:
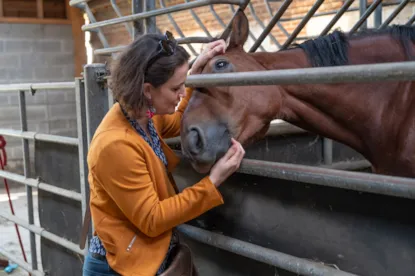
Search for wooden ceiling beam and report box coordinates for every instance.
[37,0,44,18]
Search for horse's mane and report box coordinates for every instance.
[288,25,415,67]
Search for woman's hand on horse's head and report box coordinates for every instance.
[190,39,226,75]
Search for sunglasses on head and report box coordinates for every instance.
[145,31,177,72]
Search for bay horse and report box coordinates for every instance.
[180,10,415,178]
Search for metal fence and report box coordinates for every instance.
[0,81,86,276]
[0,0,414,275]
[69,0,415,57]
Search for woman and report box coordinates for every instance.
[82,31,245,276]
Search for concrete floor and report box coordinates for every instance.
[0,187,43,276]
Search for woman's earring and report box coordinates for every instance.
[146,98,156,119]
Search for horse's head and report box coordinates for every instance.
[180,10,283,173]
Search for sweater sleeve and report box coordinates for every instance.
[155,87,193,139]
[93,139,223,238]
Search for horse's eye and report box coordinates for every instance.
[215,60,229,70]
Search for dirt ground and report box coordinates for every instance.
[0,187,43,276]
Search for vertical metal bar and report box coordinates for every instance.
[75,78,90,253]
[84,64,110,146]
[281,0,324,50]
[132,0,144,38]
[159,0,197,56]
[79,64,111,246]
[323,138,333,165]
[185,0,212,38]
[379,0,410,29]
[145,0,157,34]
[249,0,293,52]
[359,0,367,29]
[374,2,382,28]
[108,85,114,108]
[320,0,355,36]
[350,0,382,34]
[18,90,38,271]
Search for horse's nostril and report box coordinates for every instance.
[187,126,206,155]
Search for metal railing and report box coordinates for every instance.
[0,81,87,276]
[184,61,415,86]
[178,224,358,276]
[71,0,415,57]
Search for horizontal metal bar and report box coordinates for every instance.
[94,36,220,56]
[0,248,44,276]
[320,159,371,171]
[178,224,358,276]
[0,170,82,202]
[0,128,78,146]
[0,82,75,92]
[81,0,245,31]
[174,147,413,199]
[69,0,91,6]
[0,212,84,256]
[110,0,133,37]
[238,159,415,200]
[94,45,127,55]
[185,61,415,87]
[165,120,305,145]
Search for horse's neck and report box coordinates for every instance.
[252,36,410,159]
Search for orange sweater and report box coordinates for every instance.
[87,87,224,276]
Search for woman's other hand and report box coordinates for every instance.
[209,138,245,187]
[189,39,226,75]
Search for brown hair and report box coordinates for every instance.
[110,33,190,114]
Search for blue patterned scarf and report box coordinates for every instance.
[120,104,168,168]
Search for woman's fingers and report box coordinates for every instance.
[203,39,226,53]
[191,39,226,75]
[228,138,245,168]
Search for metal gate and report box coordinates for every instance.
[0,0,414,275]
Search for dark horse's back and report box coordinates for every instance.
[298,24,415,178]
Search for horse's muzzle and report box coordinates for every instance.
[182,122,231,172]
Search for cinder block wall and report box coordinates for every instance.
[0,23,77,180]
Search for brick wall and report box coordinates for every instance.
[0,23,76,178]
[86,0,347,64]
[86,0,413,65]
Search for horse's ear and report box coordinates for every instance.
[228,9,249,50]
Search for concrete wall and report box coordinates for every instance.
[0,23,77,178]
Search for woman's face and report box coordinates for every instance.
[148,62,189,115]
